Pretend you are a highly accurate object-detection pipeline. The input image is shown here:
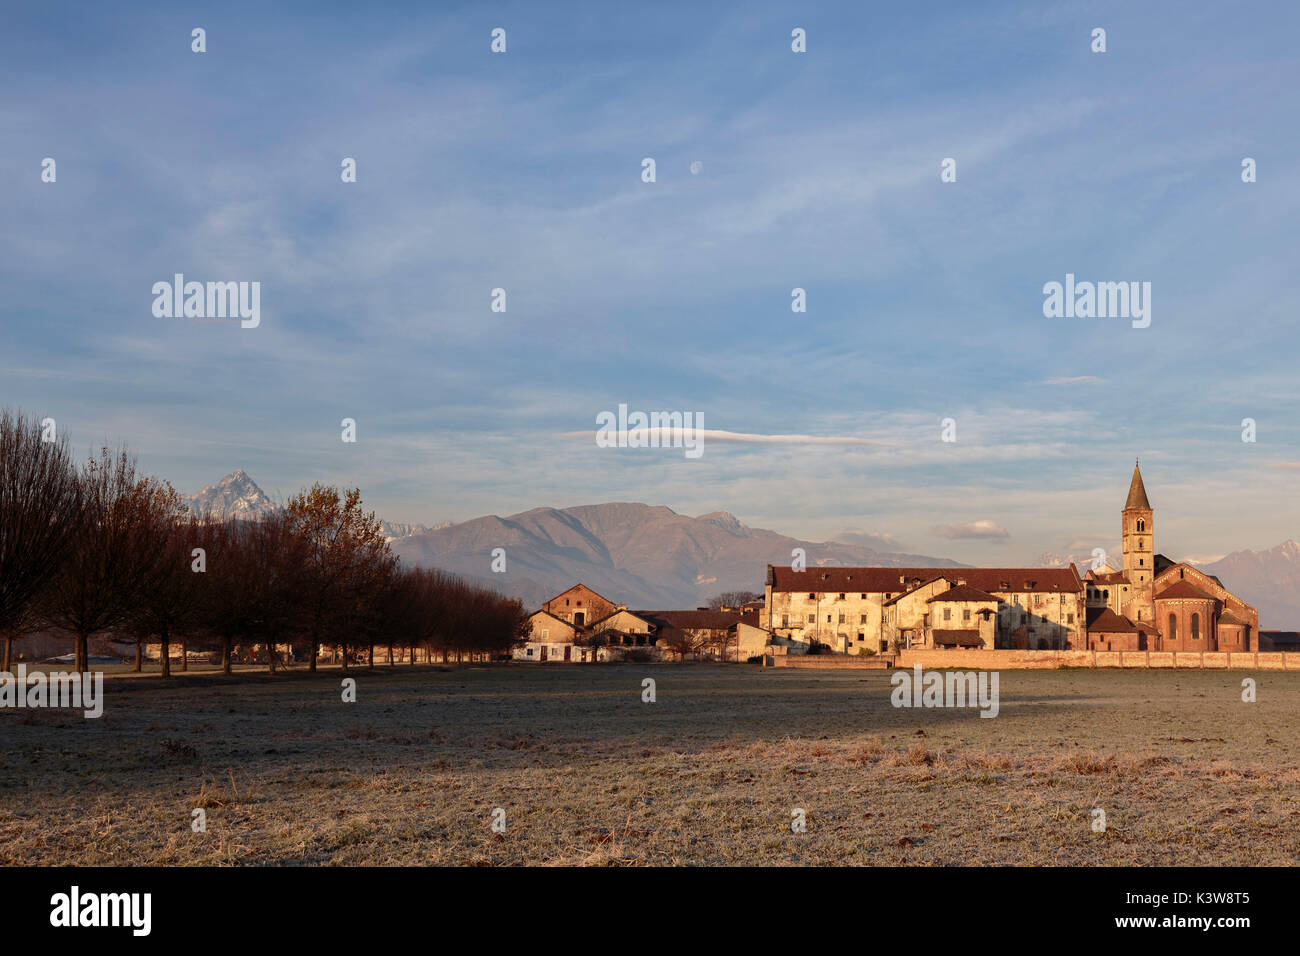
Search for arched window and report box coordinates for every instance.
[1168,614,1177,642]
[1191,613,1200,640]
[1137,519,1145,532]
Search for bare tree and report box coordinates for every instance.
[707,590,761,610]
[45,447,169,673]
[128,493,207,677]
[0,409,81,670]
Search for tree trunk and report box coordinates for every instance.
[309,639,318,672]
[222,636,233,676]
[134,638,143,672]
[340,644,348,670]
[267,641,277,674]
[160,627,171,678]
[76,632,88,673]
[2,632,12,672]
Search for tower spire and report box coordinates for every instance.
[1124,461,1151,511]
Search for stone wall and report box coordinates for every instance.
[769,649,1300,670]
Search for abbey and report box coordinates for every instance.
[1084,462,1258,652]
[760,463,1258,654]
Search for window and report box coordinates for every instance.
[963,609,971,622]
[838,613,846,624]
[857,633,865,642]
[808,593,816,600]
[1020,613,1028,624]
[943,609,952,621]
[827,615,832,623]
[541,629,549,640]
[526,648,534,656]
[1067,614,1074,624]
[806,614,815,623]
[860,593,867,599]
[1168,614,1177,642]
[838,593,845,600]
[1192,613,1200,641]
[782,614,789,627]
[859,614,867,624]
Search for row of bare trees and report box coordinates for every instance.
[0,410,530,675]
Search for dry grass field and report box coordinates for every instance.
[2,663,1298,866]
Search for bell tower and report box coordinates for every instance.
[1121,460,1154,622]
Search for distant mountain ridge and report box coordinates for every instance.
[1200,541,1300,630]
[391,502,965,610]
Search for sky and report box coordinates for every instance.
[2,0,1298,567]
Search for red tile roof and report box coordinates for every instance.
[1088,609,1139,633]
[932,629,984,646]
[1087,571,1129,586]
[927,584,1000,604]
[768,565,1081,594]
[1155,581,1215,601]
[634,610,743,631]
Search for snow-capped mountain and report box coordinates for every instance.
[1200,540,1300,629]
[184,470,447,540]
[184,469,278,520]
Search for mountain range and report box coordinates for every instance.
[390,502,964,610]
[184,471,1300,626]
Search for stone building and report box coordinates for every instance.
[763,565,1084,652]
[517,586,774,662]
[542,583,617,629]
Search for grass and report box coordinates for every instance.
[1,663,1298,865]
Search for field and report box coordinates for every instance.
[2,663,1298,865]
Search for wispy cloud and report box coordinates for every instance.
[1030,376,1106,386]
[930,520,1011,540]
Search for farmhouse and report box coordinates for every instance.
[514,586,772,662]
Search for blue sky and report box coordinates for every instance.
[2,0,1297,566]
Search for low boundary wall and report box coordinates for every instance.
[770,649,1300,670]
